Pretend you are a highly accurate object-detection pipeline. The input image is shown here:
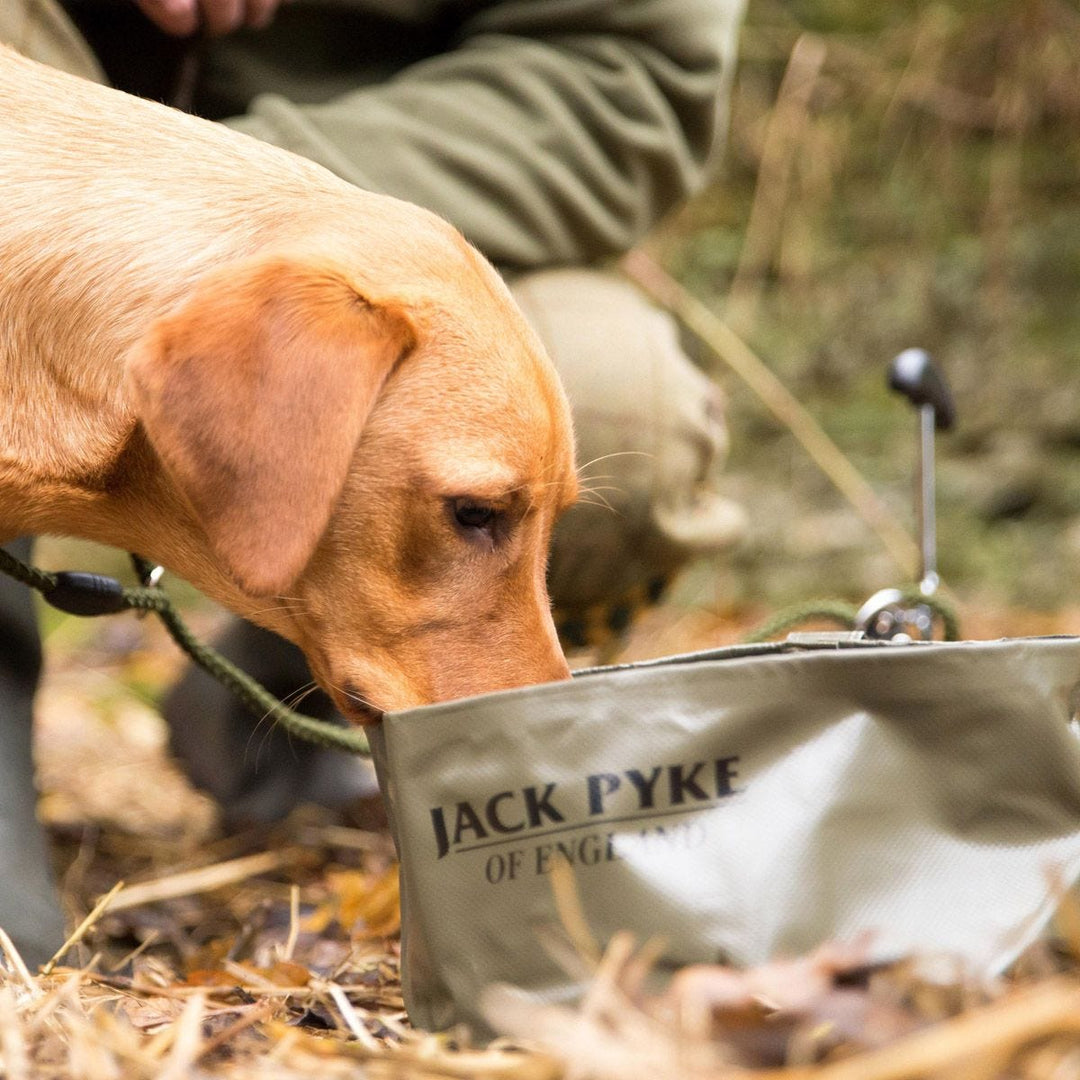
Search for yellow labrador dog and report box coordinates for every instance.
[0,44,577,722]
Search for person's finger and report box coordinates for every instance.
[197,0,244,36]
[134,0,199,37]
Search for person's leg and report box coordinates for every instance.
[164,619,377,827]
[510,268,745,648]
[0,539,67,968]
[0,0,106,82]
[162,268,742,822]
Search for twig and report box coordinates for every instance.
[880,5,952,135]
[727,32,828,332]
[778,978,1080,1080]
[550,856,602,971]
[195,1000,275,1063]
[283,883,301,962]
[83,971,300,1000]
[0,928,37,991]
[42,880,125,976]
[297,824,391,853]
[0,986,30,1080]
[105,850,293,913]
[620,249,921,579]
[107,929,160,974]
[157,991,207,1080]
[328,982,381,1050]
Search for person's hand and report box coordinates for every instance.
[133,0,284,37]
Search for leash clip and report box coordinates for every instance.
[140,563,165,589]
[136,561,165,618]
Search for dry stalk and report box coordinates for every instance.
[824,36,1002,131]
[879,5,954,135]
[365,1033,565,1080]
[1050,882,1080,961]
[620,249,920,579]
[195,1000,276,1062]
[770,978,1080,1080]
[155,991,208,1080]
[726,32,827,334]
[549,855,602,972]
[282,883,301,962]
[42,880,126,976]
[0,985,30,1080]
[328,981,381,1050]
[105,849,296,913]
[106,929,160,973]
[0,927,39,993]
[297,824,393,854]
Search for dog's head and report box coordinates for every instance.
[126,241,577,721]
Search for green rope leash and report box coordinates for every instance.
[1,544,961,756]
[740,600,862,644]
[0,547,370,756]
[741,587,960,644]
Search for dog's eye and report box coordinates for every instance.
[453,500,497,533]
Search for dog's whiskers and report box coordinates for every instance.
[577,483,625,513]
[320,675,383,714]
[245,709,288,770]
[244,596,313,620]
[576,450,653,475]
[282,681,321,711]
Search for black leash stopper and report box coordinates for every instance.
[43,572,127,617]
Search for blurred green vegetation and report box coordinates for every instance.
[656,0,1080,614]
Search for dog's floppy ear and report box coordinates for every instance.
[127,255,414,596]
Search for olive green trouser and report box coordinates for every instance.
[0,0,105,82]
